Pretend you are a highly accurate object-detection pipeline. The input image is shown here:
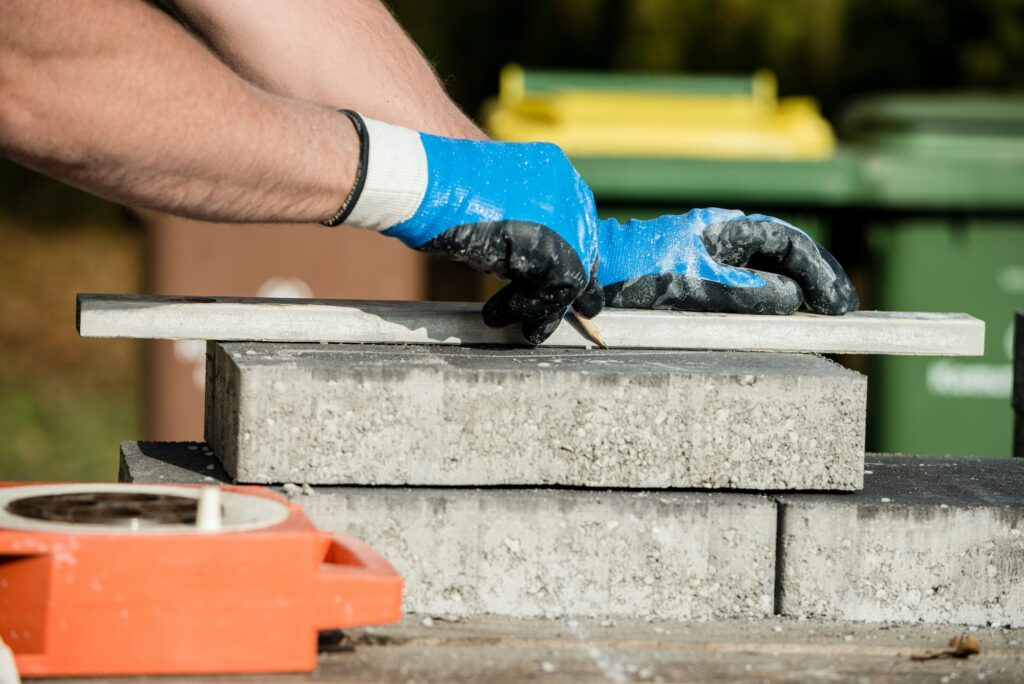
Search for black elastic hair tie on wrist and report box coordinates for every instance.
[321,109,369,227]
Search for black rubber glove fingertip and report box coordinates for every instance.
[522,316,562,345]
[481,302,505,329]
[482,285,519,329]
[573,276,604,319]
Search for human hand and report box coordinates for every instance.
[597,209,858,315]
[326,112,601,343]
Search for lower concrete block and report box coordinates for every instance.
[120,444,1024,625]
[205,342,866,490]
[778,455,1024,627]
[293,487,776,620]
[121,441,776,620]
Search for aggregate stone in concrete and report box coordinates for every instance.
[777,455,1024,627]
[204,342,866,490]
[120,441,776,620]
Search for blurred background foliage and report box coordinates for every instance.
[388,0,1024,121]
[1,0,1022,479]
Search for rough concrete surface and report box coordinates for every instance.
[57,614,1024,684]
[295,487,776,620]
[121,444,1024,627]
[778,456,1024,627]
[204,342,866,490]
[121,442,776,621]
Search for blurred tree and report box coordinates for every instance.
[839,0,1024,99]
[611,0,847,102]
[384,0,1024,120]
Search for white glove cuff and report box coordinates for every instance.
[321,111,429,231]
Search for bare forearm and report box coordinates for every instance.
[167,0,486,139]
[0,0,357,223]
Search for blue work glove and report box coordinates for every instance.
[323,111,601,343]
[597,209,858,314]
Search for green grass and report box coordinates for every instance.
[0,381,140,482]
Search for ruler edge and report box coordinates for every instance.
[76,293,986,357]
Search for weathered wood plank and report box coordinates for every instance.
[77,294,985,356]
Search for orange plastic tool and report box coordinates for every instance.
[0,482,402,677]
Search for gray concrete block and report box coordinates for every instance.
[300,488,776,620]
[778,455,1024,627]
[205,343,866,490]
[120,441,776,620]
[121,444,1024,625]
